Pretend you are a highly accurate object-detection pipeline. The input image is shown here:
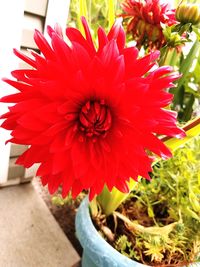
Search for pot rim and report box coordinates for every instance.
[75,196,149,267]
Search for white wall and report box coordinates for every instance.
[0,1,25,183]
[44,0,70,40]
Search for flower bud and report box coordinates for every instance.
[137,19,161,42]
[176,3,200,25]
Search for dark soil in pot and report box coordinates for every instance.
[92,195,198,266]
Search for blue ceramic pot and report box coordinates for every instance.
[75,197,148,267]
[75,197,200,267]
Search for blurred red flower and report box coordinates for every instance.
[0,18,184,199]
[121,0,176,50]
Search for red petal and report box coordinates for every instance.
[34,29,55,60]
[13,49,36,68]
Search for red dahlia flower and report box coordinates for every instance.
[121,0,176,50]
[0,17,184,199]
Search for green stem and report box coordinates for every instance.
[168,48,179,67]
[114,211,179,236]
[78,0,89,35]
[97,184,132,216]
[108,0,115,29]
[159,46,170,66]
[173,38,200,105]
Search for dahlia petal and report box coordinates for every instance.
[87,56,104,83]
[52,151,69,174]
[47,25,55,38]
[104,157,118,191]
[30,133,52,145]
[97,26,108,53]
[13,48,36,68]
[11,69,38,80]
[41,175,49,186]
[48,174,61,194]
[54,24,64,38]
[88,188,97,201]
[144,133,172,159]
[16,145,48,167]
[133,51,160,77]
[49,133,65,153]
[47,23,63,38]
[150,66,173,79]
[44,121,67,137]
[71,41,91,68]
[17,113,49,131]
[123,46,138,62]
[8,99,45,113]
[154,125,186,138]
[81,16,96,53]
[66,27,94,57]
[0,93,27,103]
[57,100,78,115]
[115,179,129,193]
[125,78,149,103]
[34,29,55,60]
[89,175,105,198]
[71,180,83,198]
[12,126,38,141]
[145,91,173,106]
[61,173,74,198]
[34,102,61,123]
[100,139,111,153]
[71,141,90,180]
[89,178,104,200]
[51,33,72,65]
[39,80,66,100]
[0,110,10,119]
[109,55,125,85]
[5,138,27,145]
[30,50,47,70]
[107,19,125,51]
[89,141,103,170]
[1,115,18,130]
[100,39,119,67]
[37,162,51,177]
[150,76,178,90]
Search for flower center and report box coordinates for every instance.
[79,100,112,137]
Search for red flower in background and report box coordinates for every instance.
[121,0,176,50]
[0,17,184,199]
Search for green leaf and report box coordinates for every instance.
[108,0,115,29]
[162,116,200,153]
[78,0,89,35]
[173,38,200,105]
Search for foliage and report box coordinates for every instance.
[112,136,200,264]
[52,192,86,206]
[68,0,120,39]
[161,18,200,122]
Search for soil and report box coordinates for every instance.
[92,197,195,267]
[32,177,83,257]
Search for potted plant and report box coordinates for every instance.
[0,0,200,266]
[74,1,200,265]
[76,135,200,266]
